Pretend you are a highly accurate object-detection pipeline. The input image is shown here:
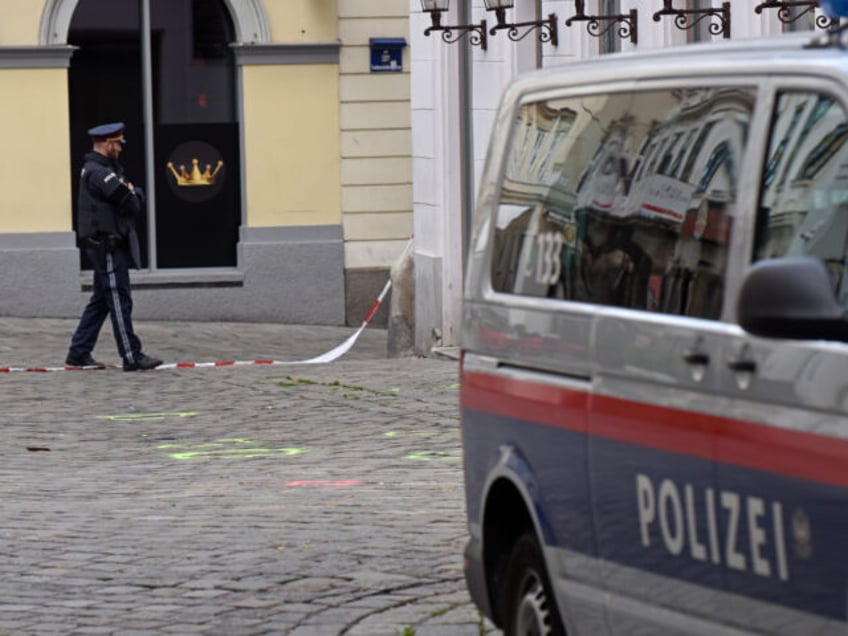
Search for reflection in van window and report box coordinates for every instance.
[680,121,717,183]
[756,92,848,305]
[491,87,756,320]
[657,132,683,176]
[697,141,734,194]
[668,128,696,178]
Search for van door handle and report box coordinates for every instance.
[727,358,757,373]
[727,343,757,374]
[682,351,710,365]
[682,348,710,382]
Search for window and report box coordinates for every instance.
[491,87,756,320]
[600,0,622,55]
[68,0,240,270]
[756,92,848,305]
[782,5,816,33]
[689,0,714,43]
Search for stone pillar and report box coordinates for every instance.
[387,246,415,357]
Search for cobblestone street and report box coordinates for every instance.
[0,319,497,635]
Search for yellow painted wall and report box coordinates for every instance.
[0,0,341,46]
[0,0,345,233]
[0,68,71,232]
[264,0,338,42]
[0,1,340,47]
[338,0,412,268]
[242,64,341,227]
[0,1,41,45]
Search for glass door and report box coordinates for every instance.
[68,0,240,270]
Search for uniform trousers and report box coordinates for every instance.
[68,246,142,365]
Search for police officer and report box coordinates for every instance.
[65,122,162,371]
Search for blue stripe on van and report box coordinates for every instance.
[592,434,848,620]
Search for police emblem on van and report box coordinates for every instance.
[792,507,813,559]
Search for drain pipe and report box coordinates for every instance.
[458,1,474,261]
[140,0,157,269]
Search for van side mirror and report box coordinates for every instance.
[737,257,848,342]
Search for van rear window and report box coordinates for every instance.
[490,87,756,320]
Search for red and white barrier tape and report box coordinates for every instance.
[1,238,413,374]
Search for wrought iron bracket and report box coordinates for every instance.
[489,10,559,47]
[424,12,488,50]
[565,0,638,45]
[653,0,731,39]
[754,1,835,30]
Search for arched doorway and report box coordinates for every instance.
[62,0,252,269]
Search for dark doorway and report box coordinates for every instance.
[68,0,240,270]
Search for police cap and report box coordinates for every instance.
[88,122,126,144]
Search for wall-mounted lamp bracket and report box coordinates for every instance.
[653,0,731,39]
[424,12,488,50]
[565,0,638,45]
[489,9,559,46]
[754,1,835,29]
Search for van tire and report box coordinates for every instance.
[502,531,566,636]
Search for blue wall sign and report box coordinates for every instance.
[369,38,407,73]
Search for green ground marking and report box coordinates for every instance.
[404,450,461,462]
[98,412,199,421]
[156,438,306,461]
[168,448,304,460]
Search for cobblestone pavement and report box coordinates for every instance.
[0,318,499,636]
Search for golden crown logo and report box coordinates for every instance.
[167,158,224,187]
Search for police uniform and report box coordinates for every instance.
[66,122,162,371]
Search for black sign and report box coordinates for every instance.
[155,123,240,268]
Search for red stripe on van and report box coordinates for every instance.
[462,369,848,489]
[590,392,715,462]
[462,370,587,432]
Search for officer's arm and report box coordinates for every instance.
[98,172,142,217]
[107,183,142,217]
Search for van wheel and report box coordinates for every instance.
[502,532,566,636]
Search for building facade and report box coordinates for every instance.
[0,1,832,355]
[0,0,413,328]
[409,0,827,352]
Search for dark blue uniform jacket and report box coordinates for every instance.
[76,151,143,268]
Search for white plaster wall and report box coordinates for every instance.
[410,1,456,350]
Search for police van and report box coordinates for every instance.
[461,8,848,636]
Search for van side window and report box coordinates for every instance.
[491,87,756,320]
[755,92,848,305]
